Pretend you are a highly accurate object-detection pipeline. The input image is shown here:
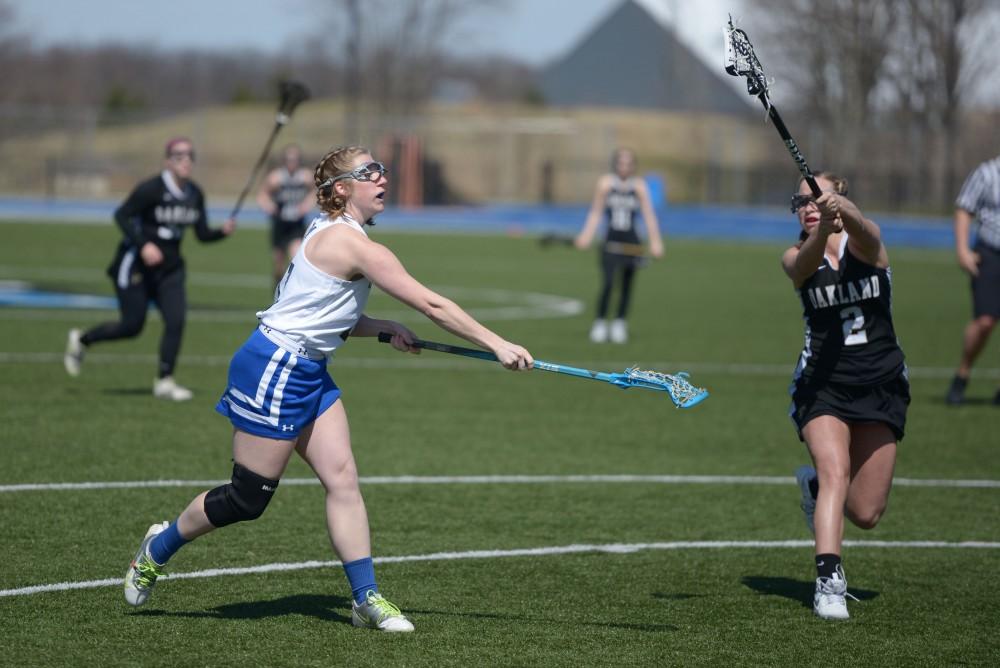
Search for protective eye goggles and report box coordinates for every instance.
[790,194,815,213]
[168,150,196,162]
[319,161,388,189]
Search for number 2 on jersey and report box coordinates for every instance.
[839,306,868,345]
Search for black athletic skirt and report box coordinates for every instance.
[789,370,910,441]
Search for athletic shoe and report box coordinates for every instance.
[992,388,1000,406]
[589,319,608,343]
[64,328,85,377]
[609,319,628,344]
[813,564,856,620]
[351,591,415,632]
[124,521,169,606]
[795,465,817,535]
[153,376,193,401]
[945,376,967,406]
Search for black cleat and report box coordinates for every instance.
[945,376,968,406]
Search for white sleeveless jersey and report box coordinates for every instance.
[257,214,372,357]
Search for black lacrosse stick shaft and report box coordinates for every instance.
[229,81,310,220]
[726,18,822,199]
[229,122,283,220]
[761,101,822,198]
[376,332,498,360]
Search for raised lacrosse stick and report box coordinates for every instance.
[229,80,312,220]
[723,16,822,198]
[377,332,708,409]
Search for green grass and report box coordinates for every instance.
[1,221,998,666]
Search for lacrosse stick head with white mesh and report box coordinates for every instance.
[724,16,769,99]
[608,367,709,409]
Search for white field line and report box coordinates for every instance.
[1,350,997,380]
[3,539,999,599]
[2,474,998,494]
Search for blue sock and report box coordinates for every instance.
[148,522,189,565]
[343,557,378,604]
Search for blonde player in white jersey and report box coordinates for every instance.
[123,145,534,632]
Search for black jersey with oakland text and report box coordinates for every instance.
[109,171,225,278]
[792,237,905,386]
[604,177,641,245]
[271,168,312,223]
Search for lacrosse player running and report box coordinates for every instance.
[575,148,664,344]
[123,145,533,632]
[256,144,315,289]
[63,137,235,400]
[783,172,909,620]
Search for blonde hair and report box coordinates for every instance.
[314,145,370,217]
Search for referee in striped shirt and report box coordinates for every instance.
[946,155,1000,405]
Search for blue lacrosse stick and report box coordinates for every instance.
[377,333,708,409]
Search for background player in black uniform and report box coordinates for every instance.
[574,148,664,343]
[783,172,909,620]
[256,144,315,289]
[64,137,236,400]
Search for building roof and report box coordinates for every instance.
[539,0,756,116]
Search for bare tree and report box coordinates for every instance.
[319,0,508,116]
[891,0,998,199]
[746,0,899,173]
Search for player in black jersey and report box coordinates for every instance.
[575,148,663,343]
[783,171,909,620]
[63,137,236,400]
[256,144,315,289]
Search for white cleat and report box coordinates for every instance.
[153,376,193,401]
[64,328,85,377]
[814,565,855,620]
[124,521,169,606]
[589,319,608,343]
[795,465,817,535]
[351,591,415,632]
[609,318,628,344]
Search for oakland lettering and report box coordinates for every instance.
[805,275,880,310]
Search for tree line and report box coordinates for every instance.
[0,0,535,118]
[746,0,1000,211]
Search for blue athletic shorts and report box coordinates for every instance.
[215,329,340,439]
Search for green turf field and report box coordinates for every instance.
[1,221,998,666]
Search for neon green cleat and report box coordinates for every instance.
[351,591,415,632]
[124,521,168,606]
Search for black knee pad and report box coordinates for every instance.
[204,463,280,528]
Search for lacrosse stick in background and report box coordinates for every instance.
[723,17,822,199]
[229,80,311,220]
[538,233,647,258]
[377,332,708,409]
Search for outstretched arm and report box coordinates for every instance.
[255,171,278,216]
[634,179,664,258]
[311,229,533,370]
[575,175,611,249]
[826,193,886,267]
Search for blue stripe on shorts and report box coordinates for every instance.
[215,329,341,439]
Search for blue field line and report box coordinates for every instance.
[0,197,954,248]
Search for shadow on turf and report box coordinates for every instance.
[741,576,879,609]
[405,607,677,633]
[101,388,156,397]
[130,593,353,624]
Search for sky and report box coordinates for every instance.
[8,0,745,72]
